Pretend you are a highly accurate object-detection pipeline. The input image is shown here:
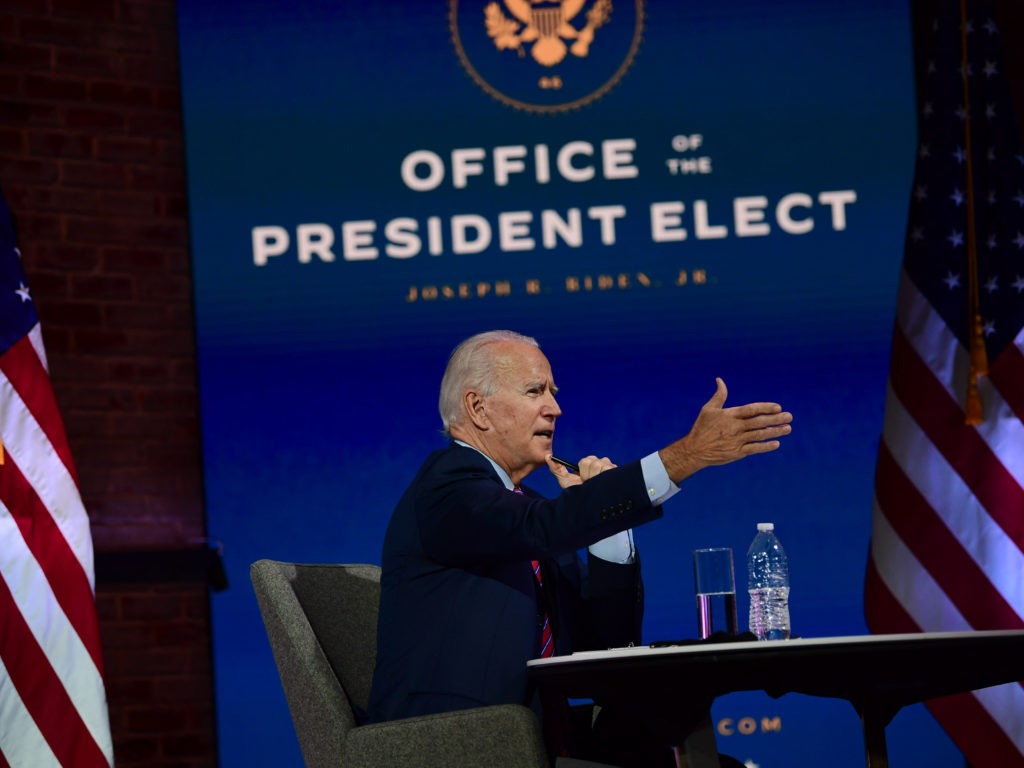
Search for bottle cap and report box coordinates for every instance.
[757,522,774,532]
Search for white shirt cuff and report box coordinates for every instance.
[640,451,680,506]
[588,529,635,564]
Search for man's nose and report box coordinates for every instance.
[545,392,562,417]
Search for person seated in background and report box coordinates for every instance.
[366,330,792,767]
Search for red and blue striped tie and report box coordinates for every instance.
[532,559,554,658]
[514,486,554,658]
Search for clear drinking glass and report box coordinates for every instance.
[693,547,739,639]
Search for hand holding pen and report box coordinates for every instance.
[549,455,578,473]
[546,454,617,488]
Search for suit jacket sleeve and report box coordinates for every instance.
[415,446,664,566]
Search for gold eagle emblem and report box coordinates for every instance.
[485,0,612,67]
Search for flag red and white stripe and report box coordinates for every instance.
[865,3,1024,765]
[0,193,113,767]
[866,277,1024,765]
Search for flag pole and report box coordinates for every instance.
[960,0,989,425]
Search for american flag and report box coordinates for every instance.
[864,2,1024,766]
[0,190,113,767]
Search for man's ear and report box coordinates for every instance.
[464,390,489,430]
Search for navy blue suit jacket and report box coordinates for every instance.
[366,443,664,723]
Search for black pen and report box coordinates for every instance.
[550,455,579,473]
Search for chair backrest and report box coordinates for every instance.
[251,559,382,768]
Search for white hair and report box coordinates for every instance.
[438,330,539,437]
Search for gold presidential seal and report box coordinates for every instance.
[450,0,644,113]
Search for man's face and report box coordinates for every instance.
[479,341,562,482]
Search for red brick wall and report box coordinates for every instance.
[0,1,216,766]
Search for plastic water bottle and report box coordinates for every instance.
[747,522,791,640]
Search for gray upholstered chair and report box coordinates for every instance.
[250,559,551,768]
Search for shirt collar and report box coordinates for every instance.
[453,439,514,490]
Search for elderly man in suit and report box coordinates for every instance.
[367,330,792,766]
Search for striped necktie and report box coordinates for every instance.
[514,486,554,658]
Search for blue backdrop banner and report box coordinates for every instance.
[176,1,963,765]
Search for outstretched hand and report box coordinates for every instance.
[659,377,793,484]
[546,454,617,490]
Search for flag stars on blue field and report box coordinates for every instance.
[912,15,1019,347]
[15,282,30,303]
[1013,275,1024,292]
[985,276,998,293]
[944,271,961,289]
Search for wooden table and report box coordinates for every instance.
[528,630,1024,767]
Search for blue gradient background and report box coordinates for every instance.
[177,1,963,765]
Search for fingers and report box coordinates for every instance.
[731,401,786,419]
[739,410,793,431]
[577,455,617,482]
[706,379,791,424]
[728,407,792,449]
[743,439,781,454]
[545,454,571,478]
[700,387,792,442]
[704,377,728,410]
[545,455,581,488]
[741,421,786,444]
[545,453,618,487]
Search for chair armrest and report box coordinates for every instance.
[342,704,549,768]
